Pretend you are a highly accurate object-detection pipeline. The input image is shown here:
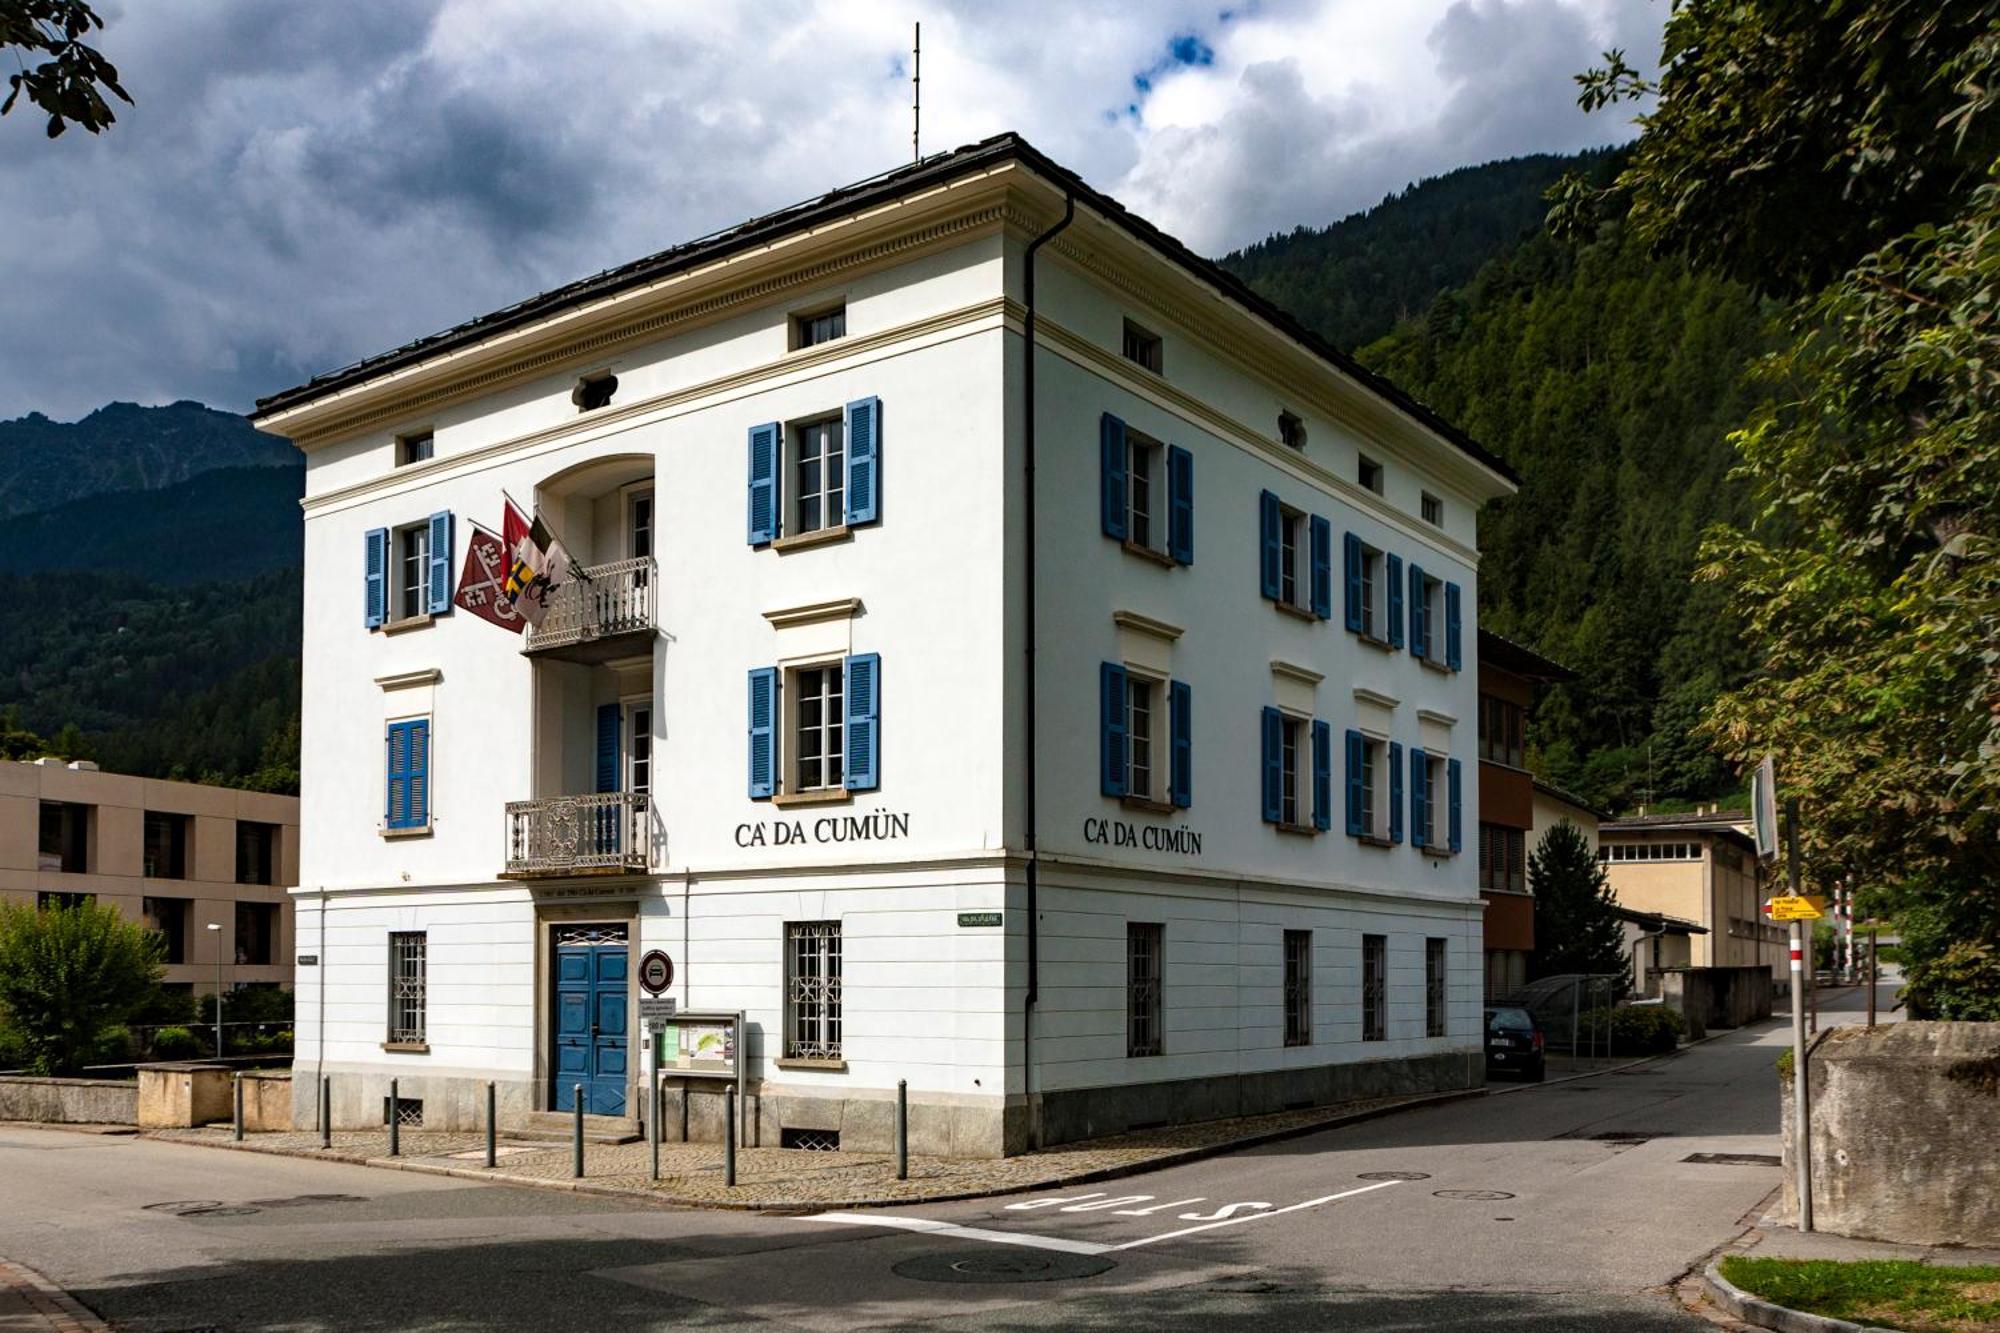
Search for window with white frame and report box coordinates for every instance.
[1277,503,1308,610]
[1425,937,1448,1038]
[1421,491,1443,526]
[1358,453,1384,494]
[1127,922,1163,1056]
[1122,319,1163,373]
[1598,841,1701,862]
[1424,752,1448,847]
[1359,735,1384,837]
[1283,929,1311,1047]
[1123,430,1165,553]
[1358,544,1383,635]
[793,416,845,535]
[793,303,846,350]
[394,521,430,620]
[626,703,652,796]
[791,662,844,792]
[1278,713,1303,826]
[1362,934,1387,1041]
[1126,675,1157,801]
[628,488,653,560]
[1418,571,1444,656]
[388,931,426,1045]
[784,921,841,1060]
[396,431,434,467]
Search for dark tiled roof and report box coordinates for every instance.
[1532,777,1604,820]
[1476,628,1577,683]
[251,133,1518,484]
[1602,810,1751,830]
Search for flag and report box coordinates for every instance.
[499,494,575,627]
[453,523,525,634]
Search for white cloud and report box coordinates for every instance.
[0,0,1658,419]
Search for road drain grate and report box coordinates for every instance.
[1434,1189,1515,1201]
[1356,1171,1431,1181]
[893,1251,1115,1284]
[1683,1152,1782,1167]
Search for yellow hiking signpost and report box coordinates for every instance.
[1769,895,1825,922]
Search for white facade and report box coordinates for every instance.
[259,138,1513,1155]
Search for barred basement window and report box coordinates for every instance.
[785,921,842,1060]
[1426,937,1448,1038]
[1362,934,1387,1042]
[388,931,426,1045]
[1127,922,1163,1057]
[1283,929,1312,1047]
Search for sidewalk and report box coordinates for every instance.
[148,1088,1467,1211]
[0,1258,108,1333]
[1731,1221,2000,1269]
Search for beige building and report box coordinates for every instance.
[0,758,299,1001]
[1598,809,1782,984]
[1531,778,1601,853]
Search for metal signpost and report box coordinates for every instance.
[1781,796,1814,1233]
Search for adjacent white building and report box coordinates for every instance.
[253,135,1516,1156]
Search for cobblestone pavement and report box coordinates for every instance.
[0,1257,110,1333]
[148,1091,1450,1210]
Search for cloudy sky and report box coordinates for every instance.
[0,0,1659,421]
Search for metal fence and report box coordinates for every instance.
[1492,973,1629,1059]
[523,556,656,653]
[505,791,650,875]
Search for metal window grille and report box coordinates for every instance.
[1362,934,1387,1042]
[388,931,427,1045]
[796,418,846,532]
[1127,677,1154,800]
[781,1128,841,1151]
[1283,930,1312,1047]
[1127,923,1164,1057]
[785,922,842,1060]
[1426,937,1448,1038]
[794,665,845,791]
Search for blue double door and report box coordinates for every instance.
[554,943,628,1116]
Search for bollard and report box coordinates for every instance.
[572,1086,584,1179]
[233,1073,244,1141]
[649,1074,661,1182]
[389,1078,400,1157]
[485,1081,497,1169]
[724,1084,737,1188]
[320,1075,331,1150]
[895,1079,908,1181]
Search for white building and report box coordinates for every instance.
[253,135,1516,1156]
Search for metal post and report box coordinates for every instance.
[649,1073,661,1182]
[572,1086,585,1179]
[1570,979,1580,1068]
[1785,798,1813,1232]
[485,1082,496,1169]
[320,1075,331,1150]
[389,1078,400,1158]
[232,1073,244,1141]
[1866,928,1878,1028]
[895,1079,908,1181]
[724,1084,737,1188]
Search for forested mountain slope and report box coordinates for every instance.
[0,400,294,518]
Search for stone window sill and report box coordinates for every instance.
[1273,600,1318,624]
[380,825,433,840]
[1120,539,1176,568]
[1120,795,1177,814]
[773,524,851,554]
[773,788,850,808]
[773,1057,847,1072]
[1356,834,1395,849]
[381,1041,430,1054]
[1274,821,1319,837]
[382,613,435,635]
[1354,630,1396,652]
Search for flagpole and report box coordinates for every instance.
[503,488,593,582]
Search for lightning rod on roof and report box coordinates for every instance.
[913,21,922,162]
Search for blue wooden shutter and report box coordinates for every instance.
[384,724,404,827]
[747,667,777,798]
[426,510,454,614]
[1448,757,1463,852]
[1167,445,1193,564]
[1309,515,1332,619]
[1169,679,1192,808]
[1408,562,1428,659]
[407,720,429,828]
[1344,729,1365,836]
[1100,414,1128,541]
[595,702,621,793]
[1099,662,1127,797]
[385,720,428,830]
[1445,582,1463,671]
[747,422,780,545]
[843,653,880,790]
[1389,741,1405,843]
[1311,720,1332,831]
[1410,746,1429,848]
[1260,706,1283,823]
[844,396,880,525]
[1342,533,1363,632]
[1258,490,1281,601]
[1387,554,1405,649]
[364,527,388,628]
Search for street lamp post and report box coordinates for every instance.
[205,922,225,1057]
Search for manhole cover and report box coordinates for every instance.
[1683,1152,1782,1167]
[892,1250,1115,1284]
[1356,1171,1431,1181]
[182,1206,261,1218]
[143,1201,224,1215]
[1434,1189,1515,1201]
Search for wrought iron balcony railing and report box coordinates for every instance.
[523,556,657,658]
[503,791,650,877]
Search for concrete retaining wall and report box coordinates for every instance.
[1658,966,1773,1039]
[1780,1021,2000,1247]
[0,1074,137,1124]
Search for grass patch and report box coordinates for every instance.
[1719,1256,2000,1331]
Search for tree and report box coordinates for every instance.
[1528,819,1628,979]
[0,900,162,1075]
[1,0,130,137]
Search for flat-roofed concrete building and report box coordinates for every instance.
[1598,808,1781,985]
[0,758,299,1001]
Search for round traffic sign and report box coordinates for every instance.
[639,950,674,995]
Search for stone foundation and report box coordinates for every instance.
[0,1074,137,1125]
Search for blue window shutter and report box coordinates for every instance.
[747,422,780,546]
[1342,533,1363,632]
[386,720,428,830]
[1260,706,1283,823]
[1411,746,1429,848]
[384,724,404,827]
[1259,490,1281,601]
[1100,414,1128,541]
[1309,515,1332,619]
[1387,554,1405,649]
[1409,562,1428,659]
[1445,582,1463,671]
[1167,445,1194,564]
[1448,757,1463,853]
[844,397,880,525]
[1311,720,1332,831]
[1344,729,1364,836]
[1100,662,1127,797]
[407,720,429,828]
[1169,680,1192,808]
[844,653,880,790]
[427,511,454,614]
[747,668,777,798]
[1389,741,1405,843]
[595,703,621,794]
[364,527,388,629]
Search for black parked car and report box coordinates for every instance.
[1485,1006,1545,1081]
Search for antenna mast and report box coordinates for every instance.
[912,21,921,162]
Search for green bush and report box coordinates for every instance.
[1580,1005,1685,1055]
[0,1022,27,1070]
[91,1024,136,1065]
[1902,941,2000,1020]
[0,900,164,1074]
[148,1026,204,1060]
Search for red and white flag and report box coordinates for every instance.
[452,523,525,634]
[499,494,573,627]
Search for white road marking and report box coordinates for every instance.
[1060,1195,1155,1212]
[1174,1201,1271,1222]
[804,1211,1111,1255]
[1112,1197,1205,1216]
[1003,1192,1106,1211]
[1109,1180,1404,1250]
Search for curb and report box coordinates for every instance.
[1702,1262,1899,1333]
[143,1085,1487,1214]
[0,1256,111,1332]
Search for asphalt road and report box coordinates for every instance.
[0,992,1889,1332]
